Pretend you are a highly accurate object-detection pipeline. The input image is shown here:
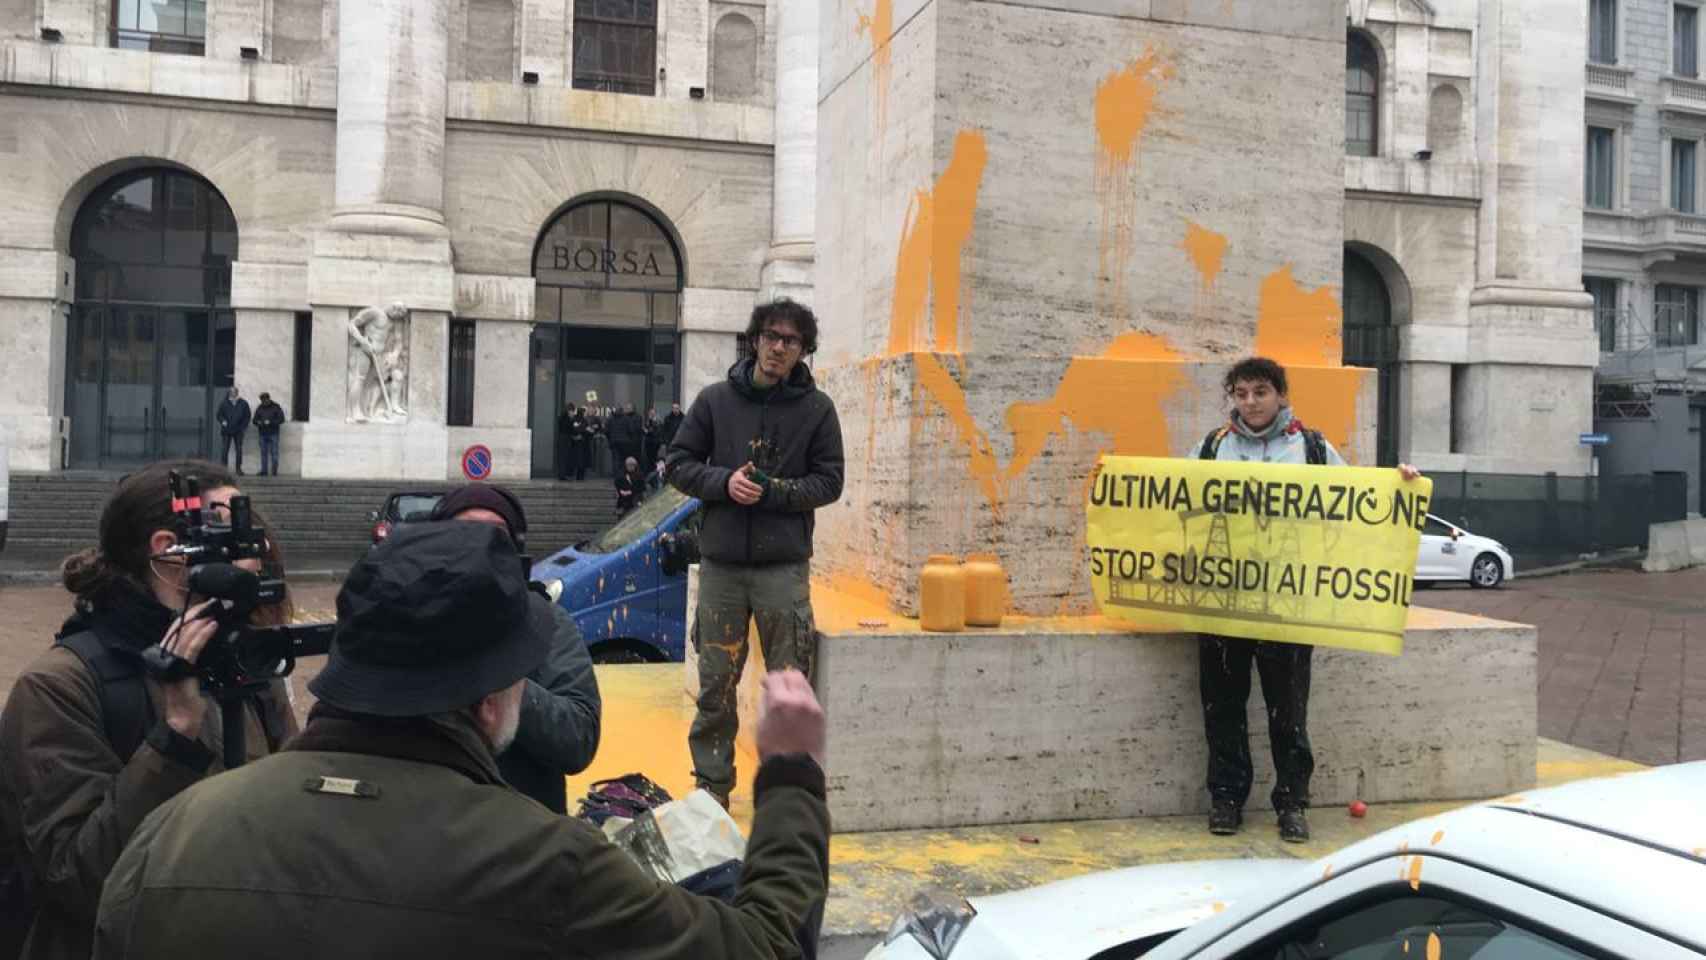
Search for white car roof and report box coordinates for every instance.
[1153,763,1706,958]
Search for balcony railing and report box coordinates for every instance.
[1586,62,1637,100]
[1662,75,1706,113]
[1639,211,1706,247]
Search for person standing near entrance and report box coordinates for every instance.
[1187,356,1420,843]
[217,386,251,475]
[665,298,844,808]
[662,401,685,448]
[556,402,577,481]
[252,392,285,477]
[641,407,662,467]
[607,402,642,471]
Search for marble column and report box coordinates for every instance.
[328,0,451,238]
[1462,0,1596,475]
[757,0,816,303]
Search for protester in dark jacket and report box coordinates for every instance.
[615,457,645,515]
[665,298,843,806]
[661,402,685,447]
[216,387,251,475]
[0,460,295,960]
[428,484,601,813]
[95,523,831,960]
[252,392,285,477]
[606,403,642,468]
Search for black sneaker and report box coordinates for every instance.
[1208,799,1243,835]
[1278,808,1310,843]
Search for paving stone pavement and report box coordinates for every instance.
[1415,566,1706,767]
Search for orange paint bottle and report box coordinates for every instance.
[963,553,1007,627]
[919,555,967,632]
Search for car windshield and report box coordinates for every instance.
[581,487,691,555]
[394,494,442,521]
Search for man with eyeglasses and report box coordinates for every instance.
[664,298,844,810]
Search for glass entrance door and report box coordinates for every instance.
[67,305,223,468]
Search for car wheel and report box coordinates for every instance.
[1470,553,1504,589]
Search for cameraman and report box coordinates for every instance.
[0,460,296,959]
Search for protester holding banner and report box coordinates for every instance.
[1184,356,1420,843]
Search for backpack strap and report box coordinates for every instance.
[1304,429,1327,466]
[54,631,152,764]
[1198,427,1227,461]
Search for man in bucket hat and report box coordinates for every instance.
[428,483,602,814]
[95,523,832,959]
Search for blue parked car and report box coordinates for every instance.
[530,487,702,663]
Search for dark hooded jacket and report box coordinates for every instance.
[0,581,294,960]
[94,706,830,960]
[665,356,844,566]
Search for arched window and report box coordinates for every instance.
[572,0,658,95]
[528,198,683,478]
[1343,247,1398,466]
[1346,31,1380,157]
[711,13,759,101]
[67,167,238,467]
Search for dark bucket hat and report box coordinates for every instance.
[308,522,551,717]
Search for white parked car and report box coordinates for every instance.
[871,762,1706,959]
[1415,513,1513,588]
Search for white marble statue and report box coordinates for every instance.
[347,302,410,423]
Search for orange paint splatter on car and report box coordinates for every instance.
[1211,901,1226,914]
[1321,863,1334,880]
[1407,856,1424,892]
[1182,222,1229,292]
[887,130,989,356]
[1094,50,1171,325]
[1426,932,1442,960]
[1431,830,1445,846]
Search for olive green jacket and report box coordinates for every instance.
[94,707,830,959]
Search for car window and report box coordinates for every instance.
[582,487,691,554]
[1233,893,1597,960]
[1421,517,1454,538]
[394,494,442,521]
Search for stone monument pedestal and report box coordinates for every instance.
[689,575,1537,834]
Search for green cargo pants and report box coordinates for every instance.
[688,558,817,800]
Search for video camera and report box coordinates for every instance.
[141,471,334,767]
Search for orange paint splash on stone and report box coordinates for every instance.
[856,0,894,139]
[1182,222,1229,292]
[1094,51,1171,326]
[1255,265,1342,368]
[887,130,989,356]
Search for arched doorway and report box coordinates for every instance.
[1342,247,1399,466]
[66,167,238,468]
[530,197,684,478]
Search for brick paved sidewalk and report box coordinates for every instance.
[1417,566,1706,766]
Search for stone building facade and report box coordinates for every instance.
[0,0,810,479]
[1579,0,1706,513]
[1344,0,1599,478]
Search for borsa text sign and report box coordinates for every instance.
[1086,457,1433,656]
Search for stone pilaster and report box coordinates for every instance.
[757,0,815,303]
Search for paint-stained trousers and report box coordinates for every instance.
[689,558,817,799]
[1198,634,1314,811]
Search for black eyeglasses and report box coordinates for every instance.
[757,330,803,350]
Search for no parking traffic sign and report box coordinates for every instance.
[461,444,493,481]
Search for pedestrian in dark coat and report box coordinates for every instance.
[665,298,844,807]
[607,402,642,468]
[555,403,576,480]
[641,408,662,467]
[252,392,285,476]
[661,401,685,448]
[216,387,251,475]
[615,456,644,515]
[0,460,295,960]
[95,523,831,960]
[428,484,601,813]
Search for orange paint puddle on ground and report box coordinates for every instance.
[1182,222,1229,292]
[887,130,989,356]
[1093,50,1171,326]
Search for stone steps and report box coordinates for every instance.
[7,473,619,557]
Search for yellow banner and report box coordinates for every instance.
[1086,456,1433,655]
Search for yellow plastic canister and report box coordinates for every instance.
[919,554,967,632]
[963,553,1007,627]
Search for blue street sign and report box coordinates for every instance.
[1580,433,1610,446]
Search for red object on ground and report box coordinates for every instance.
[1349,800,1368,818]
